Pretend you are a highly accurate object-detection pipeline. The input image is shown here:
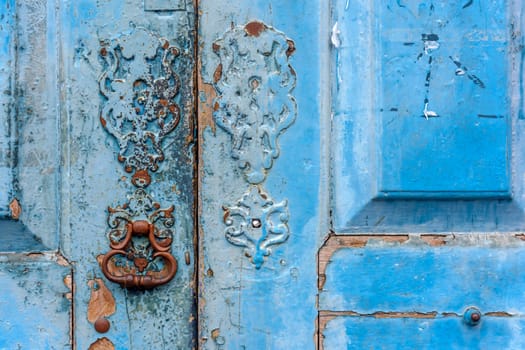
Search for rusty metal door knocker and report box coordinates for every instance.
[101,218,178,289]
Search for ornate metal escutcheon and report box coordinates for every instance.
[213,21,297,268]
[98,28,181,289]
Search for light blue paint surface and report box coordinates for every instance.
[323,316,525,350]
[321,243,525,313]
[378,1,510,197]
[332,0,525,232]
[0,256,71,349]
[0,0,14,217]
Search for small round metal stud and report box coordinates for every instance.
[463,307,482,326]
[94,317,111,333]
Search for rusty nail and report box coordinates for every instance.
[94,317,111,333]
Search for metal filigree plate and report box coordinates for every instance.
[99,27,180,179]
[213,21,297,185]
[223,186,290,269]
[213,21,296,268]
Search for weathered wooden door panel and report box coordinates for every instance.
[0,255,71,349]
[57,1,196,348]
[323,0,525,348]
[332,0,523,233]
[320,237,525,312]
[197,1,329,349]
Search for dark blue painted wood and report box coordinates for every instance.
[0,220,47,251]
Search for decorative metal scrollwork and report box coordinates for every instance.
[223,186,290,269]
[98,28,180,289]
[213,21,297,268]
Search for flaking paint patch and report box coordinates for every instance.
[211,328,220,340]
[88,337,115,350]
[420,234,451,246]
[198,56,217,135]
[318,234,409,290]
[87,278,116,324]
[9,198,21,219]
[63,274,73,300]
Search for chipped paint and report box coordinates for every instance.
[330,22,341,48]
[87,278,116,324]
[318,235,409,290]
[8,199,21,220]
[420,234,450,246]
[88,337,115,350]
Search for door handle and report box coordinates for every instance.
[101,220,178,289]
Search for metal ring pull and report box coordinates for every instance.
[101,220,178,289]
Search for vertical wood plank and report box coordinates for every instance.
[58,1,197,348]
[198,1,329,348]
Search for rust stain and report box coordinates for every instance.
[213,63,222,83]
[420,234,451,246]
[87,278,116,324]
[131,169,151,187]
[244,21,266,37]
[88,337,115,350]
[515,234,525,241]
[9,198,21,220]
[318,234,409,290]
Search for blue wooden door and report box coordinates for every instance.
[198,1,525,350]
[4,0,525,349]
